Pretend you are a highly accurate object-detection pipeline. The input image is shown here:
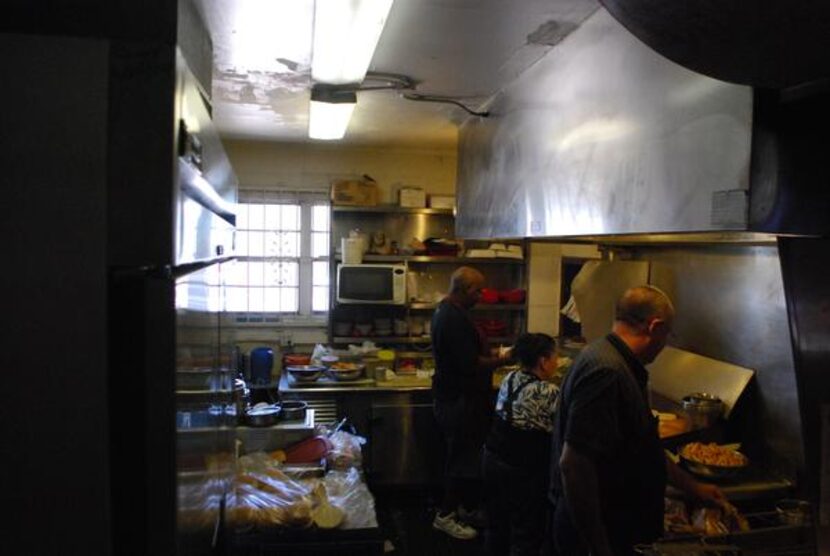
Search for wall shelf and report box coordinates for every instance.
[332,335,517,345]
[335,254,525,264]
[333,302,525,311]
[332,204,453,215]
[408,302,526,311]
[329,203,527,347]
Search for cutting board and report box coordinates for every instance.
[658,413,690,438]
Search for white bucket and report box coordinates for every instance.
[342,237,363,264]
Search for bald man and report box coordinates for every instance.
[430,266,512,540]
[549,286,726,556]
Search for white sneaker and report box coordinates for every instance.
[432,511,478,540]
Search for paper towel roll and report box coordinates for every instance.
[342,238,363,264]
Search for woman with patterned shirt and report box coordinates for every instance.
[483,333,560,556]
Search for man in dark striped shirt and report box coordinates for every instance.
[549,285,726,556]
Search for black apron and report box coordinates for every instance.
[485,371,551,469]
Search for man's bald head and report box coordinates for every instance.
[613,285,675,363]
[448,266,485,308]
[615,285,675,328]
[450,266,485,294]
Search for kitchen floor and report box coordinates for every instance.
[374,487,486,556]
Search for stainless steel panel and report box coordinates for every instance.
[648,346,755,418]
[632,244,803,480]
[456,9,753,239]
[175,52,238,266]
[332,210,456,254]
[369,398,442,485]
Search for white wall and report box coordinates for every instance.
[527,242,601,337]
[225,139,457,201]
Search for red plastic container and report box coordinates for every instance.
[499,288,526,304]
[479,288,500,304]
[284,353,311,367]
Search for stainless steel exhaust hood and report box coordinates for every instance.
[456,8,830,241]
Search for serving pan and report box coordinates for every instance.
[326,363,365,381]
[678,442,748,480]
[286,365,325,383]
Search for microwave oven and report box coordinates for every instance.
[337,264,407,305]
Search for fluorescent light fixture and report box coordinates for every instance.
[312,0,394,84]
[308,87,357,140]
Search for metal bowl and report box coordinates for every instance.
[326,364,365,381]
[678,443,749,480]
[244,404,282,427]
[286,365,325,382]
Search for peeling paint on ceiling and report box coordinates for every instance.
[196,0,600,147]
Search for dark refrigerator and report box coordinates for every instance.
[2,5,239,551]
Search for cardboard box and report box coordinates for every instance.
[399,187,426,208]
[331,179,379,206]
[429,195,455,209]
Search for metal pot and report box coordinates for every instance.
[244,404,281,427]
[280,400,308,421]
[681,392,724,429]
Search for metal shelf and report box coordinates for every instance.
[331,335,516,344]
[333,302,525,311]
[408,302,526,311]
[333,336,432,344]
[332,204,454,215]
[335,254,525,264]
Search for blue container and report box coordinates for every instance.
[250,347,274,386]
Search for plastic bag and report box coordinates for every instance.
[326,430,367,470]
[346,341,379,355]
[324,468,378,529]
[310,343,333,366]
[230,451,377,530]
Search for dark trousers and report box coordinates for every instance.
[483,448,550,556]
[551,499,643,556]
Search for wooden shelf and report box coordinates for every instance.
[332,204,453,215]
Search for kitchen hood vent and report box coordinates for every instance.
[456,9,830,241]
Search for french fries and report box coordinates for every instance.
[680,442,748,467]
